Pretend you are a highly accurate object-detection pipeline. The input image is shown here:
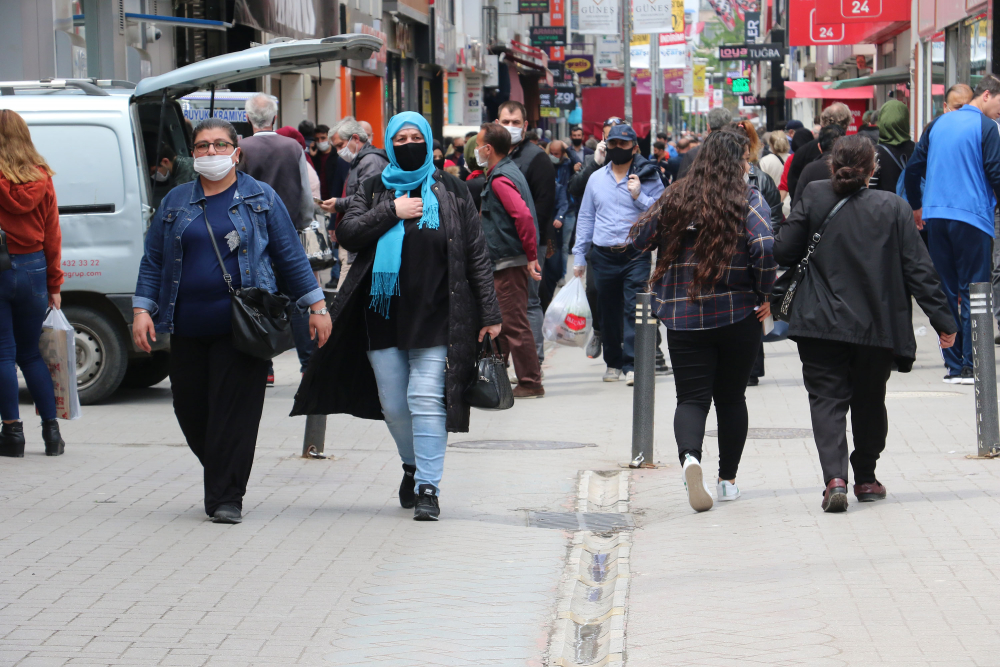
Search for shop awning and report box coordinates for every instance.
[829,64,944,89]
[784,81,873,99]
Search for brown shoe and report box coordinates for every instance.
[513,384,545,399]
[821,478,849,513]
[854,481,887,502]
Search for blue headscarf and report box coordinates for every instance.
[369,111,440,318]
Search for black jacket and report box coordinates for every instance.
[786,138,822,199]
[791,154,832,208]
[870,141,915,193]
[773,181,957,371]
[748,164,783,229]
[568,154,602,202]
[509,140,557,243]
[676,144,700,179]
[333,143,389,213]
[291,170,502,432]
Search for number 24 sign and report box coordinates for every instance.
[813,0,908,23]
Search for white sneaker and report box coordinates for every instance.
[625,371,635,386]
[508,368,518,384]
[603,367,622,382]
[682,454,713,512]
[716,479,741,502]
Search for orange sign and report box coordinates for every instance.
[550,46,565,60]
[550,0,565,26]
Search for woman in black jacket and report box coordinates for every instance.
[292,112,501,521]
[774,135,957,514]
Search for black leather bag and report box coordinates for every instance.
[202,207,295,360]
[464,334,514,411]
[0,229,12,273]
[770,192,855,322]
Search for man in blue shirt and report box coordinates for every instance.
[573,124,665,385]
[905,74,1000,384]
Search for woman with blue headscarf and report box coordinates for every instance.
[292,113,501,521]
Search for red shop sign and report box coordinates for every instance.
[789,0,893,45]
[814,0,909,24]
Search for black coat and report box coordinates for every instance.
[291,170,502,432]
[786,138,822,199]
[791,154,832,208]
[773,181,957,371]
[509,140,557,242]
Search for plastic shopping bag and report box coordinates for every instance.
[37,309,81,420]
[542,276,593,348]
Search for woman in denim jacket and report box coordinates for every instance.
[132,118,331,525]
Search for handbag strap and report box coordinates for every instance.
[798,191,856,268]
[199,203,235,294]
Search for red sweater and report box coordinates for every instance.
[0,171,63,292]
[490,175,538,262]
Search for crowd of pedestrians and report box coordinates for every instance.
[4,74,1000,523]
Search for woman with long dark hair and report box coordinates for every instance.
[774,135,956,513]
[644,130,777,512]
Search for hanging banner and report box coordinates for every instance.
[597,36,620,69]
[706,0,736,29]
[693,63,705,97]
[814,0,909,24]
[672,0,685,32]
[664,68,685,93]
[577,0,619,34]
[659,32,686,68]
[632,0,675,35]
[744,11,761,42]
[465,73,483,126]
[630,34,650,69]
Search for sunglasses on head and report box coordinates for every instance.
[604,117,625,127]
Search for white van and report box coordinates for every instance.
[0,35,380,404]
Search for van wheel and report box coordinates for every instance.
[122,352,171,389]
[63,305,129,405]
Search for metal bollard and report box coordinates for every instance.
[630,293,656,467]
[970,283,1000,458]
[302,414,328,459]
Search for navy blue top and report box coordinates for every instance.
[173,182,241,337]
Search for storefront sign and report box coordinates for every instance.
[577,0,619,34]
[519,0,549,12]
[814,0,909,23]
[233,0,328,39]
[465,73,483,126]
[741,94,762,105]
[540,107,561,117]
[744,11,761,41]
[632,0,676,35]
[565,55,595,77]
[422,80,432,116]
[718,43,785,60]
[597,36,619,68]
[530,26,567,47]
[728,76,751,93]
[554,82,578,109]
[789,0,893,45]
[551,0,566,25]
[550,46,565,60]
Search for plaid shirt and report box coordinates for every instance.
[654,188,776,330]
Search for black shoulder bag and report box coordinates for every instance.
[201,204,295,360]
[464,334,514,411]
[770,192,855,322]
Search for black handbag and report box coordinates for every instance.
[464,334,515,411]
[0,229,12,273]
[202,206,295,360]
[770,192,855,322]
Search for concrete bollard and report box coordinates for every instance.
[302,414,328,459]
[631,293,656,467]
[970,283,1000,458]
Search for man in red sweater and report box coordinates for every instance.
[475,123,545,399]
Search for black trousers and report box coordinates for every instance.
[667,313,761,480]
[796,338,894,485]
[169,334,270,516]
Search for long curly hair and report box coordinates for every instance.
[639,130,749,300]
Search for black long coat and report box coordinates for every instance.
[291,170,502,432]
[773,180,957,371]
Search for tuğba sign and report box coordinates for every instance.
[718,43,785,60]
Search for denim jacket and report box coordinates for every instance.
[133,171,324,334]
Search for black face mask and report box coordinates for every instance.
[433,157,445,169]
[395,142,427,171]
[607,146,634,165]
[572,137,583,147]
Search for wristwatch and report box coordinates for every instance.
[309,307,329,315]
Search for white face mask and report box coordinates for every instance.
[152,169,170,182]
[317,141,330,152]
[193,154,236,181]
[505,125,523,145]
[475,146,488,168]
[338,140,358,162]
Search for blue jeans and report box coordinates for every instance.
[589,246,652,373]
[0,251,57,421]
[926,219,993,375]
[367,346,448,493]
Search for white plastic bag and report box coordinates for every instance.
[38,309,81,420]
[543,276,593,348]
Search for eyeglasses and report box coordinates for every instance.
[193,140,237,155]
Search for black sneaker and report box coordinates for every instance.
[399,463,417,509]
[960,366,975,385]
[586,332,602,359]
[212,505,242,524]
[413,484,440,521]
[655,360,673,376]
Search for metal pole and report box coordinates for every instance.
[630,293,656,467]
[302,414,328,459]
[650,33,659,143]
[970,283,1000,457]
[623,0,632,125]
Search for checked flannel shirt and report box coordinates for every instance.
[653,187,777,330]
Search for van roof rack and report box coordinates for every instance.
[0,78,136,96]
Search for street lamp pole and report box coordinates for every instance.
[623,0,632,124]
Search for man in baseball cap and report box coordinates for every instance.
[784,119,804,139]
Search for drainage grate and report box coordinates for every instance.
[706,428,812,439]
[527,511,633,531]
[450,440,597,450]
